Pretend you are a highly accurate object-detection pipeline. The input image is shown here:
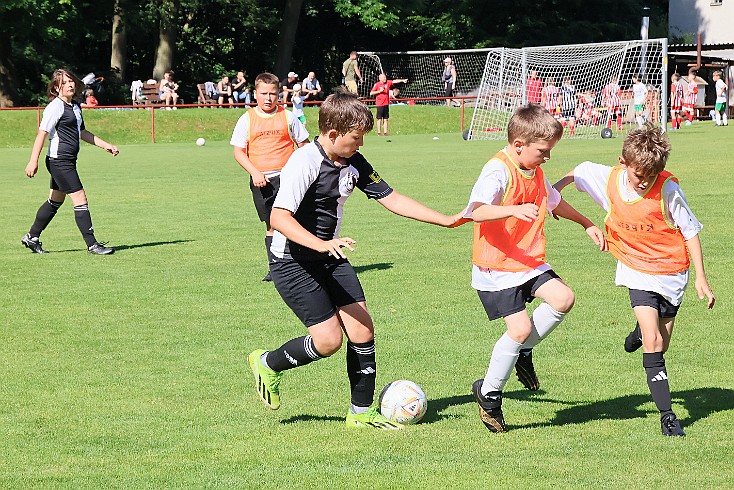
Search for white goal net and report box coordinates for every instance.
[467,39,668,140]
[357,49,492,104]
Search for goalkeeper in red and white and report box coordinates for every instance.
[602,76,623,131]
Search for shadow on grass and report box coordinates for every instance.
[280,414,344,424]
[49,239,195,253]
[425,387,734,429]
[353,262,393,274]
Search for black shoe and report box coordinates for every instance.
[88,242,115,255]
[624,323,643,353]
[262,272,272,282]
[661,413,686,437]
[515,349,540,391]
[472,379,506,433]
[21,233,47,254]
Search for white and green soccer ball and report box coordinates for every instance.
[196,137,206,146]
[379,380,428,424]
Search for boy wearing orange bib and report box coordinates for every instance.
[231,73,310,281]
[554,124,715,437]
[465,104,605,432]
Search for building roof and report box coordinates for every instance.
[668,42,734,61]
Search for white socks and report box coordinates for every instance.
[481,333,522,395]
[521,302,566,350]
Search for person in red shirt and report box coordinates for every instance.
[369,73,408,136]
[526,70,542,104]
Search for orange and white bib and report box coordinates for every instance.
[246,107,296,172]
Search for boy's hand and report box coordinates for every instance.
[251,171,270,187]
[512,203,539,222]
[585,225,608,251]
[25,161,38,178]
[695,276,715,309]
[106,145,119,156]
[321,237,355,259]
[446,210,471,228]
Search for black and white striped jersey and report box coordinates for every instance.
[40,97,85,160]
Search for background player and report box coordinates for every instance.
[631,75,648,128]
[540,77,559,118]
[22,68,119,255]
[681,70,698,126]
[712,70,728,126]
[466,104,605,433]
[369,72,408,136]
[554,124,715,437]
[231,72,310,282]
[602,76,623,131]
[247,90,466,429]
[669,73,684,130]
[557,76,578,136]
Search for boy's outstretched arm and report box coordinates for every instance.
[552,198,608,251]
[377,191,468,228]
[553,171,575,192]
[685,234,715,309]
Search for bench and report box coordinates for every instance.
[197,83,217,106]
[133,82,163,107]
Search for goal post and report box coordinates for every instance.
[467,39,669,140]
[356,49,493,103]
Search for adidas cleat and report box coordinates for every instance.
[346,406,404,430]
[88,242,115,255]
[247,349,282,410]
[472,379,506,433]
[21,233,47,254]
[515,349,540,391]
[661,413,686,437]
[624,323,643,353]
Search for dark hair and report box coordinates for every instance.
[318,88,374,135]
[47,68,83,102]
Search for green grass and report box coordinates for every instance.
[1,121,733,488]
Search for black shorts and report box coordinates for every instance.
[629,289,680,318]
[47,156,83,194]
[249,174,280,222]
[477,270,561,321]
[270,256,366,327]
[561,108,576,119]
[376,105,389,119]
[444,84,454,97]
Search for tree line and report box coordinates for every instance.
[0,0,667,107]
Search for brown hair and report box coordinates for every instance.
[47,68,83,102]
[318,88,374,135]
[622,123,671,175]
[254,72,279,89]
[507,103,563,144]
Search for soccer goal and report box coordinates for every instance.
[466,39,668,140]
[357,49,493,104]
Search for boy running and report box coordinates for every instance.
[466,103,605,433]
[247,90,466,429]
[554,124,715,437]
[231,73,310,282]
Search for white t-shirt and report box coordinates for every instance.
[229,107,310,177]
[716,79,727,103]
[291,95,304,118]
[572,161,702,305]
[633,83,648,105]
[463,156,562,292]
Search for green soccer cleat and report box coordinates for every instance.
[247,349,282,410]
[346,406,404,430]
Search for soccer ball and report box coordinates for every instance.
[196,137,206,146]
[379,380,428,424]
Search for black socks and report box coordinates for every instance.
[29,199,63,237]
[643,352,673,417]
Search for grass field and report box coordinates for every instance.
[1,113,733,488]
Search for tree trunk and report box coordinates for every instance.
[110,0,128,80]
[274,0,304,80]
[0,30,16,107]
[152,1,178,80]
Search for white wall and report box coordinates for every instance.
[670,0,734,44]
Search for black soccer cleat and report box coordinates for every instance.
[472,379,506,433]
[21,233,48,254]
[88,242,115,255]
[661,413,686,437]
[515,349,540,391]
[624,323,643,353]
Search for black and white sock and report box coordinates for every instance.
[643,352,673,417]
[346,340,376,413]
[29,199,63,237]
[264,335,324,372]
[73,204,97,247]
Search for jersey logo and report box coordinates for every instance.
[340,169,358,196]
[369,171,382,183]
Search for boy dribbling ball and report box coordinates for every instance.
[554,124,715,437]
[246,90,466,429]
